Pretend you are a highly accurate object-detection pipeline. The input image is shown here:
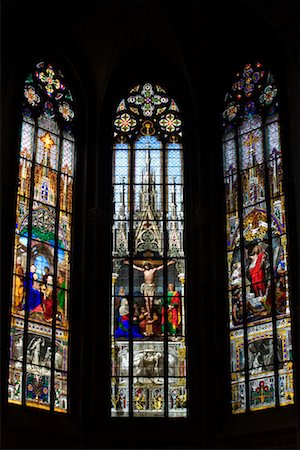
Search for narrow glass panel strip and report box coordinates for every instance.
[230,328,245,373]
[268,157,283,199]
[224,173,238,213]
[166,184,183,217]
[20,120,35,160]
[273,235,290,317]
[167,221,184,258]
[112,221,130,257]
[168,377,187,417]
[167,341,186,376]
[55,329,69,371]
[15,194,31,239]
[167,150,182,184]
[113,150,129,184]
[277,317,294,406]
[11,272,26,318]
[61,138,75,176]
[111,377,129,417]
[9,316,25,363]
[112,260,129,299]
[57,249,71,290]
[278,363,294,406]
[226,213,239,251]
[229,289,243,329]
[111,258,130,416]
[54,371,68,412]
[227,248,242,293]
[18,159,32,198]
[55,288,70,329]
[270,195,286,235]
[266,119,281,162]
[223,138,237,175]
[231,371,246,414]
[59,174,73,213]
[58,211,72,252]
[113,185,130,221]
[166,264,185,339]
[8,360,23,405]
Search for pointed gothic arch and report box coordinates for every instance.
[111,82,187,417]
[222,62,294,413]
[8,61,76,412]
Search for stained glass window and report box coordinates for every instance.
[8,62,75,412]
[223,63,294,413]
[111,83,187,417]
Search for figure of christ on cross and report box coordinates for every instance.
[123,260,176,318]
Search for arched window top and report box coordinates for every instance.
[222,62,294,414]
[114,82,182,142]
[111,82,187,418]
[134,135,163,149]
[223,62,278,130]
[23,61,75,138]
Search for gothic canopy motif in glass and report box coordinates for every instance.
[223,62,294,413]
[111,83,187,417]
[8,61,76,412]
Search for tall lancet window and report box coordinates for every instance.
[223,63,294,413]
[8,62,76,412]
[111,83,187,417]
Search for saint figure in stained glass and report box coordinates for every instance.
[8,61,76,413]
[223,62,294,413]
[111,83,187,417]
